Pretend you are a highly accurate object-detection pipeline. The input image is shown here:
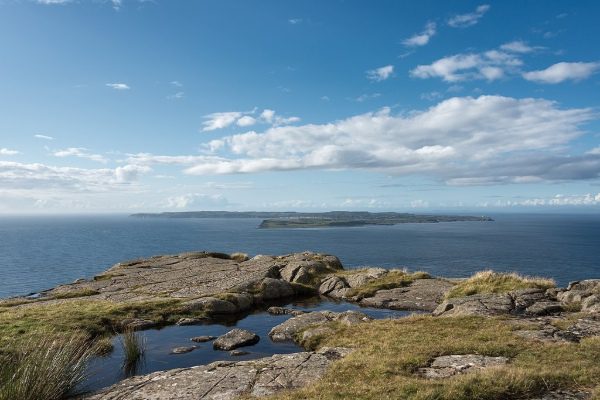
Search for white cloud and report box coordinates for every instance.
[170,80,183,87]
[366,65,394,82]
[129,96,597,186]
[411,46,523,82]
[165,193,229,209]
[355,93,381,102]
[258,109,300,126]
[587,147,600,155]
[53,147,108,163]
[111,0,122,10]
[106,83,130,90]
[201,111,244,131]
[523,62,600,84]
[167,91,184,100]
[37,0,71,4]
[288,18,302,24]
[500,40,536,54]
[448,4,490,28]
[488,193,600,207]
[34,134,54,140]
[0,148,20,156]
[402,22,436,47]
[236,115,257,127]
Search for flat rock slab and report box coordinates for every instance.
[213,328,260,351]
[418,354,509,378]
[85,347,352,400]
[528,390,590,400]
[269,311,372,343]
[29,251,341,304]
[359,279,454,311]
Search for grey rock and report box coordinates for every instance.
[229,350,249,356]
[190,335,216,343]
[184,297,238,314]
[343,268,388,288]
[213,328,260,351]
[259,278,295,300]
[418,354,509,378]
[176,317,206,326]
[525,301,563,316]
[269,310,371,343]
[120,318,156,331]
[86,348,352,400]
[558,280,600,313]
[360,278,453,311]
[434,293,514,317]
[318,276,349,297]
[528,390,590,400]
[170,346,197,354]
[266,306,304,316]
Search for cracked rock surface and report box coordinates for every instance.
[418,354,509,378]
[84,347,352,400]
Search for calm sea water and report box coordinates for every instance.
[1,213,599,298]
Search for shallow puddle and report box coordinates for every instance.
[80,297,411,393]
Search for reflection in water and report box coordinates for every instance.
[79,297,411,394]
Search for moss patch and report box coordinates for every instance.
[268,315,600,400]
[446,270,555,299]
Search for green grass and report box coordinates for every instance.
[268,315,600,400]
[446,270,556,299]
[120,327,145,374]
[51,288,100,300]
[0,332,97,400]
[344,270,431,299]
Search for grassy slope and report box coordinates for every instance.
[336,269,431,299]
[270,315,600,400]
[446,270,556,299]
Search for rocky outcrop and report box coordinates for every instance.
[269,310,371,344]
[85,347,352,400]
[417,354,509,378]
[557,280,600,313]
[359,278,454,311]
[318,268,388,299]
[433,288,564,317]
[213,329,260,351]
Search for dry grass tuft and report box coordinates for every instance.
[346,270,431,299]
[446,270,555,299]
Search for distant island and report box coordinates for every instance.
[130,211,493,229]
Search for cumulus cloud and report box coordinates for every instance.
[0,161,149,191]
[34,134,54,140]
[448,4,490,28]
[523,62,600,84]
[0,148,20,156]
[366,65,394,82]
[410,44,526,82]
[201,109,299,132]
[236,115,257,127]
[53,147,108,163]
[500,40,537,54]
[37,0,71,4]
[402,22,436,47]
[106,83,130,90]
[132,96,598,185]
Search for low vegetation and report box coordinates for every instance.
[0,332,97,400]
[272,315,600,400]
[120,327,145,375]
[344,270,431,299]
[445,270,555,299]
[51,288,100,300]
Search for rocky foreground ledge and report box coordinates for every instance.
[2,252,600,400]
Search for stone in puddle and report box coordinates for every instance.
[170,346,197,354]
[213,328,260,351]
[230,350,249,356]
[176,317,208,326]
[190,335,216,343]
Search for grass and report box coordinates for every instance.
[0,332,97,400]
[268,315,600,400]
[344,270,431,299]
[445,270,556,299]
[120,327,145,375]
[0,298,196,350]
[51,288,100,300]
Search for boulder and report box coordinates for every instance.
[318,276,350,298]
[183,297,239,314]
[269,310,371,343]
[229,350,249,356]
[120,318,156,331]
[558,280,600,313]
[213,328,260,351]
[259,278,295,300]
[170,346,197,355]
[266,306,305,316]
[190,335,216,343]
[525,301,563,316]
[434,293,514,317]
[176,317,206,326]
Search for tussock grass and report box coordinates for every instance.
[446,270,555,299]
[269,315,600,400]
[0,332,96,400]
[120,327,145,374]
[230,252,249,262]
[346,270,431,299]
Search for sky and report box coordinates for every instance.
[1,0,600,214]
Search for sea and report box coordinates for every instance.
[1,213,599,299]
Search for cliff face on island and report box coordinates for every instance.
[1,252,599,400]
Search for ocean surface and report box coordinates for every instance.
[1,213,599,298]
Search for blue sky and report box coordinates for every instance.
[1,0,600,213]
